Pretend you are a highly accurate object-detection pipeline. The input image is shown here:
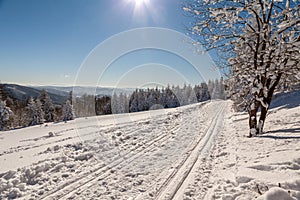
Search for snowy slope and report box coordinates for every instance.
[0,100,227,199]
[1,91,299,200]
[204,102,300,199]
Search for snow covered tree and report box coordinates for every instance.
[183,0,300,136]
[207,80,216,99]
[210,79,226,100]
[219,77,226,100]
[39,90,56,122]
[43,97,56,122]
[111,92,118,114]
[0,100,13,131]
[138,90,147,111]
[129,91,139,113]
[68,91,73,105]
[119,93,128,113]
[27,98,44,126]
[194,83,211,102]
[0,84,3,101]
[165,86,179,108]
[62,100,74,121]
[95,95,112,115]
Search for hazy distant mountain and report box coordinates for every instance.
[34,86,135,97]
[1,84,135,106]
[1,84,68,105]
[32,86,70,97]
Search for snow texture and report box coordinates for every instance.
[0,92,299,199]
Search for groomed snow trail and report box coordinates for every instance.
[137,101,226,200]
[0,100,227,200]
[159,102,226,200]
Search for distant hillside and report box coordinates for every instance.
[0,84,135,105]
[34,86,134,97]
[1,84,68,105]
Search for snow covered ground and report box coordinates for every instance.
[204,97,300,199]
[0,100,227,199]
[0,93,299,200]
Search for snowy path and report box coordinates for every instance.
[0,100,227,199]
[148,101,226,200]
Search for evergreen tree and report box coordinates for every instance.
[27,98,44,126]
[39,90,56,122]
[0,84,3,101]
[200,82,211,101]
[219,77,226,100]
[68,91,73,105]
[95,96,112,115]
[208,80,216,99]
[137,90,146,111]
[62,100,74,121]
[119,93,126,113]
[0,100,13,131]
[43,97,56,122]
[111,92,120,114]
[129,91,139,113]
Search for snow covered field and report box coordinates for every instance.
[0,95,299,200]
[0,100,226,199]
[204,99,300,199]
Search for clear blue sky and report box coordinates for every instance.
[0,0,220,87]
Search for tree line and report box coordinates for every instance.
[75,80,225,117]
[0,79,225,131]
[0,89,74,131]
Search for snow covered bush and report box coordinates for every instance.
[183,0,300,136]
[0,100,13,131]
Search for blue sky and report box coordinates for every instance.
[0,0,220,87]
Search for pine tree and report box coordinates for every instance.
[39,90,56,122]
[44,97,56,122]
[111,93,119,114]
[68,91,73,105]
[129,91,139,113]
[219,77,226,100]
[0,100,13,131]
[27,98,44,126]
[0,84,3,101]
[62,100,74,121]
[119,93,125,113]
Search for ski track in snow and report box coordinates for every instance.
[2,97,299,200]
[0,100,227,200]
[146,101,226,200]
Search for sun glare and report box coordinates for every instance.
[134,0,146,4]
[123,0,158,24]
[127,0,149,8]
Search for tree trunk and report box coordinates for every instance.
[257,74,282,134]
[248,100,260,137]
[258,101,269,134]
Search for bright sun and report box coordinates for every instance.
[124,0,154,22]
[129,0,149,7]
